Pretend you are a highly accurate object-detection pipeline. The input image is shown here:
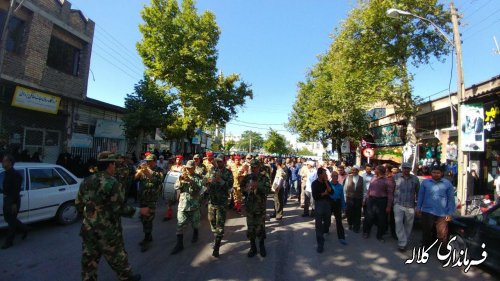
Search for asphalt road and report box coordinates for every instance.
[0,198,496,281]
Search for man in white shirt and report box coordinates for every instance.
[157,155,168,174]
[302,161,317,217]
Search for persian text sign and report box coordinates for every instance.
[12,86,61,114]
[94,119,125,139]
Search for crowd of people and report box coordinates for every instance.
[2,149,461,281]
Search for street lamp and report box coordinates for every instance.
[387,4,468,215]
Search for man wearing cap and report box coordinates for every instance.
[230,154,244,213]
[206,156,234,257]
[240,159,271,258]
[393,162,419,251]
[171,160,204,255]
[343,165,365,233]
[76,151,150,281]
[170,155,184,172]
[271,159,287,220]
[204,152,215,172]
[417,163,455,253]
[193,154,208,177]
[135,154,164,252]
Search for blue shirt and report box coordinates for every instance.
[289,166,298,181]
[417,177,455,216]
[329,182,346,209]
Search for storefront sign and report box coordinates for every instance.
[11,86,61,114]
[484,101,500,140]
[372,146,403,163]
[460,103,484,152]
[70,133,93,148]
[94,119,125,139]
[371,124,404,147]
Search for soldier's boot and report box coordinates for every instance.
[171,234,184,255]
[212,236,222,258]
[140,233,152,252]
[191,229,199,243]
[247,239,257,258]
[259,238,267,257]
[126,273,142,281]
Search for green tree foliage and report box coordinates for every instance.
[224,139,236,151]
[137,0,252,134]
[297,147,315,156]
[289,0,451,159]
[124,75,178,148]
[263,129,289,155]
[236,131,263,152]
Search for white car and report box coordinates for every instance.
[0,162,82,228]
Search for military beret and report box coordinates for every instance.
[145,154,156,161]
[175,154,183,159]
[234,155,241,160]
[97,151,120,162]
[206,152,214,157]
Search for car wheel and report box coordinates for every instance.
[56,201,78,225]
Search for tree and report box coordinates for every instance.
[124,75,178,155]
[263,129,289,155]
[297,147,314,156]
[137,0,252,135]
[224,139,236,151]
[288,0,451,163]
[236,131,263,152]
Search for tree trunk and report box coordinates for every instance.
[135,129,145,158]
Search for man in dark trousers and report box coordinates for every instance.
[362,165,394,242]
[2,154,28,249]
[312,168,332,253]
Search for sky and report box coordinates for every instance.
[69,0,500,146]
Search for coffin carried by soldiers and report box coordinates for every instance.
[163,171,180,202]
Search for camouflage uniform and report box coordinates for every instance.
[207,166,234,237]
[138,165,163,244]
[175,172,204,234]
[76,154,140,281]
[230,162,244,210]
[115,165,131,203]
[241,168,271,240]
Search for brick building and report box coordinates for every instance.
[0,0,124,164]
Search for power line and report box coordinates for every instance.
[462,7,500,33]
[95,24,142,64]
[92,50,142,81]
[227,122,289,133]
[463,18,500,40]
[233,119,285,126]
[462,0,493,20]
[93,35,143,71]
[93,42,143,77]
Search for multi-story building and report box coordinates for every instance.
[0,0,125,164]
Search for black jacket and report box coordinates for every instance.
[3,168,23,204]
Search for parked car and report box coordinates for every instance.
[0,163,82,228]
[448,203,500,272]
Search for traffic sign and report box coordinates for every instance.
[363,148,374,158]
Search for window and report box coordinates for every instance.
[29,168,66,190]
[0,169,26,193]
[55,167,77,185]
[0,10,26,54]
[46,36,81,76]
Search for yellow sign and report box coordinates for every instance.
[11,86,61,114]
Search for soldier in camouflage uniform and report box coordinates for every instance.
[76,151,150,281]
[171,160,205,255]
[206,156,234,257]
[240,159,271,258]
[193,154,208,177]
[115,155,132,203]
[135,154,164,252]
[230,155,244,213]
[203,151,215,172]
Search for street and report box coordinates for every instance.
[0,198,496,281]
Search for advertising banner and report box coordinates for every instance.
[460,103,484,152]
[94,119,125,139]
[70,133,93,148]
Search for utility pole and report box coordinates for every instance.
[451,2,468,215]
[494,36,500,56]
[249,134,252,153]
